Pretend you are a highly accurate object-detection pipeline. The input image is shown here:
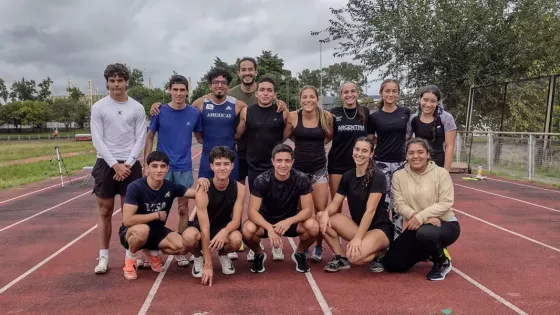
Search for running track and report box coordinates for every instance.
[1,144,559,314]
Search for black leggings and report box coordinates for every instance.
[383,221,460,272]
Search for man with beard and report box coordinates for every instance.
[193,67,248,181]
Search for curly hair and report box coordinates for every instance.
[207,67,232,84]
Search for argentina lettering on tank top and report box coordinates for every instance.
[201,96,237,152]
[293,110,326,173]
[328,106,369,172]
[246,103,285,171]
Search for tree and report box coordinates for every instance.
[0,78,8,104]
[73,101,91,129]
[315,0,560,130]
[51,98,75,131]
[19,100,49,130]
[126,66,144,88]
[67,87,85,102]
[37,77,53,103]
[9,78,37,101]
[0,102,24,131]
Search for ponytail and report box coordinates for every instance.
[355,136,378,190]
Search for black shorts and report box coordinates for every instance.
[187,219,230,240]
[327,164,352,175]
[92,159,142,198]
[119,224,174,251]
[260,219,300,238]
[368,221,394,244]
[247,167,266,192]
[237,158,248,182]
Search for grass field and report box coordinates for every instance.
[0,153,98,189]
[0,140,97,189]
[0,140,95,163]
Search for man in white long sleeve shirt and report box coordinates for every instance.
[90,63,147,274]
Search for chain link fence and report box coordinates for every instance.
[455,131,560,184]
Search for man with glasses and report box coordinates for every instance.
[192,67,248,181]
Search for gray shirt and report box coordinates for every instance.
[90,95,147,167]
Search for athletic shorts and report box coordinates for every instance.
[368,222,394,244]
[303,166,328,185]
[119,224,173,251]
[187,219,231,240]
[165,170,194,188]
[237,158,248,182]
[260,218,300,238]
[92,159,142,198]
[198,149,239,180]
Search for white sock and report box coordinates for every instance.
[126,250,137,259]
[99,249,109,258]
[149,250,159,256]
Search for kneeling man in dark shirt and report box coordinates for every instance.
[241,144,319,273]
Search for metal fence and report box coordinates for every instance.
[455,131,560,184]
[465,74,559,134]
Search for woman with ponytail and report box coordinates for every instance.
[365,79,410,272]
[283,85,333,260]
[317,137,393,272]
[409,85,457,170]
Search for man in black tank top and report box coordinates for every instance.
[236,76,289,262]
[236,77,288,191]
[183,146,246,282]
[241,144,320,274]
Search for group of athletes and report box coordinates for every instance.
[89,58,461,286]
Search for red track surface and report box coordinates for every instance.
[1,147,560,314]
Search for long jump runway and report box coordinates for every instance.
[1,145,559,314]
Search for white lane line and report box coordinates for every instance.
[452,267,528,315]
[0,175,88,205]
[454,184,560,213]
[453,207,560,253]
[0,190,91,233]
[137,255,174,315]
[488,177,560,193]
[287,238,332,315]
[0,209,122,294]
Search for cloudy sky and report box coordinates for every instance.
[0,0,381,99]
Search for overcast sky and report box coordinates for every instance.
[0,0,381,99]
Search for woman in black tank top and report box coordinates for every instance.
[283,85,333,263]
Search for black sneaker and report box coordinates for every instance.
[426,259,452,281]
[324,256,351,272]
[292,252,310,273]
[251,252,266,273]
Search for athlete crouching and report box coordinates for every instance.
[182,146,246,286]
[120,151,205,280]
[241,144,319,273]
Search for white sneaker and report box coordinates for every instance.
[191,256,204,278]
[219,255,235,275]
[272,247,284,261]
[175,254,190,267]
[227,252,238,260]
[94,256,109,274]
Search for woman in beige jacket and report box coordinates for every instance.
[383,138,460,281]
